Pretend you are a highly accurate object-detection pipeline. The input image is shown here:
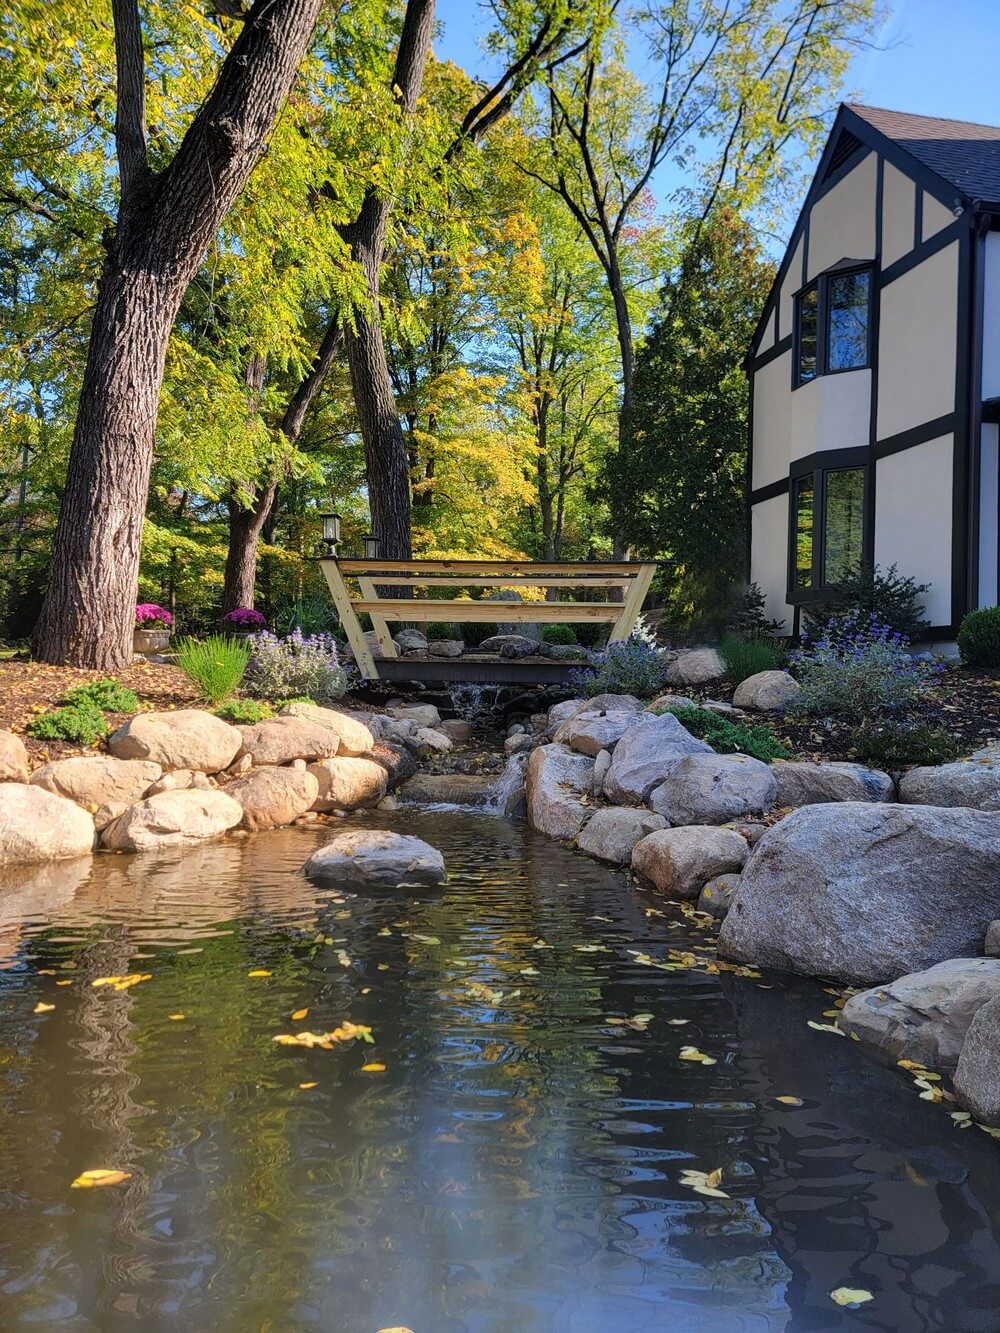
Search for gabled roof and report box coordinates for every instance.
[848,104,1000,205]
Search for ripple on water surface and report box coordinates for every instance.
[1,809,999,1332]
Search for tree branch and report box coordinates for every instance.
[111,0,150,200]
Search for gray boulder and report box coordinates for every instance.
[575,807,666,865]
[304,830,446,887]
[438,719,471,743]
[524,743,594,840]
[667,648,725,687]
[719,803,1000,987]
[648,753,777,826]
[647,693,697,713]
[101,789,243,851]
[697,874,742,920]
[631,825,749,898]
[0,731,29,782]
[478,634,539,658]
[307,757,389,812]
[429,639,465,657]
[899,746,1000,810]
[394,628,428,654]
[955,994,1000,1125]
[841,958,1000,1070]
[0,784,96,864]
[486,589,543,641]
[554,709,641,758]
[592,748,612,796]
[108,709,242,774]
[387,703,441,729]
[732,670,800,711]
[571,693,643,716]
[772,760,894,808]
[603,713,712,806]
[238,715,342,766]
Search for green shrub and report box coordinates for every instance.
[851,720,962,768]
[62,679,138,713]
[426,621,456,641]
[273,595,337,637]
[957,607,1000,667]
[666,704,789,763]
[575,622,607,649]
[718,632,787,684]
[175,634,249,704]
[725,582,786,638]
[805,563,930,642]
[570,638,671,699]
[461,619,497,647]
[213,698,273,724]
[27,702,109,745]
[541,624,577,645]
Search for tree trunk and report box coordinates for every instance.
[33,0,324,667]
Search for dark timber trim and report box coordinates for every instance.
[866,155,884,569]
[953,222,975,626]
[873,413,956,459]
[749,334,792,373]
[914,187,923,249]
[750,476,790,505]
[879,217,965,288]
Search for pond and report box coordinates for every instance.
[2,808,1000,1332]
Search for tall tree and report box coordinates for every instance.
[32,0,324,668]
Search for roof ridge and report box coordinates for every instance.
[846,102,1000,136]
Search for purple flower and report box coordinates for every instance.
[135,603,173,628]
[222,607,267,630]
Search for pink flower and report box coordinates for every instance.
[135,603,173,628]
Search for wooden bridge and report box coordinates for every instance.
[319,557,656,683]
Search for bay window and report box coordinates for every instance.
[789,462,868,598]
[794,265,872,387]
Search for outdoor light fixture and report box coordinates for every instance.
[363,534,380,560]
[320,512,342,556]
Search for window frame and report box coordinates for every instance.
[786,453,871,603]
[793,263,874,389]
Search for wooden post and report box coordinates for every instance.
[357,576,398,658]
[608,563,656,642]
[320,559,379,679]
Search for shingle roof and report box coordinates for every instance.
[848,104,1000,205]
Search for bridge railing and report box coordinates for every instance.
[319,557,657,680]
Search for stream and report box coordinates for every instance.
[2,806,1000,1331]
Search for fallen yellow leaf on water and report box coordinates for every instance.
[807,1020,844,1036]
[830,1287,873,1307]
[679,1168,729,1199]
[168,1013,185,1021]
[376,1327,415,1332]
[92,974,152,991]
[362,1062,386,1073]
[705,1167,723,1188]
[679,1045,716,1065]
[377,963,390,972]
[34,1002,55,1014]
[272,1022,373,1050]
[247,969,271,978]
[291,1008,309,1021]
[70,1169,132,1189]
[299,1082,317,1089]
[776,1096,803,1106]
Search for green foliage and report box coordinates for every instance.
[726,583,786,639]
[575,622,607,649]
[570,638,671,699]
[461,619,498,648]
[426,621,456,641]
[541,624,577,645]
[667,705,789,763]
[957,607,1000,667]
[273,596,338,637]
[175,635,249,705]
[27,702,109,745]
[851,719,962,769]
[62,680,138,713]
[805,564,930,642]
[213,698,274,724]
[718,633,787,684]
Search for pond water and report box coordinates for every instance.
[2,809,1000,1332]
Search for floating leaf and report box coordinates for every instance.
[362,1062,386,1073]
[666,1018,690,1026]
[299,1082,317,1090]
[830,1287,873,1308]
[56,980,72,987]
[71,1169,132,1189]
[168,1013,185,1021]
[806,1020,843,1036]
[92,974,152,991]
[679,1045,716,1065]
[33,1002,55,1014]
[247,969,271,978]
[519,967,539,977]
[291,1008,309,1021]
[705,1167,723,1188]
[272,1022,373,1050]
[775,1096,803,1106]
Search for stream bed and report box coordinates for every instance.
[2,808,1000,1331]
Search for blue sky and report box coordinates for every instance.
[432,0,1000,218]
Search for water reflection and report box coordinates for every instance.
[1,812,999,1331]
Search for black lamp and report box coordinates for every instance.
[363,533,380,560]
[320,512,342,556]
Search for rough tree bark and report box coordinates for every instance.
[33,0,324,668]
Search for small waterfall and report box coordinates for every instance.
[482,752,529,817]
[448,683,506,722]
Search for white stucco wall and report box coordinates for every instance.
[876,241,958,440]
[881,161,914,268]
[982,232,1000,399]
[874,435,954,625]
[750,494,791,630]
[980,424,999,610]
[778,236,803,338]
[922,193,955,243]
[807,152,878,278]
[790,369,872,453]
[751,353,792,490]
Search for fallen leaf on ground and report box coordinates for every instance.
[71,1169,132,1189]
[830,1287,873,1307]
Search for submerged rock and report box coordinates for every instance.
[307,757,389,812]
[841,959,1000,1070]
[648,752,776,826]
[697,874,742,920]
[0,784,96,864]
[399,774,494,806]
[719,803,1000,987]
[771,761,894,807]
[899,746,1000,810]
[631,825,749,898]
[955,994,1000,1124]
[101,789,243,851]
[304,830,446,886]
[602,713,711,806]
[226,766,319,831]
[575,807,666,865]
[31,756,162,829]
[0,730,29,783]
[525,743,594,840]
[108,709,242,774]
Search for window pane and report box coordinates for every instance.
[827,270,870,371]
[823,467,865,585]
[793,474,815,588]
[797,285,819,383]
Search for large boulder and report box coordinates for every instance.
[279,702,374,756]
[0,784,95,864]
[841,959,1000,1070]
[365,741,417,789]
[571,693,643,717]
[647,693,696,713]
[304,830,446,886]
[667,648,725,688]
[238,716,341,766]
[386,703,441,729]
[899,746,1000,811]
[954,994,1000,1124]
[602,713,712,806]
[732,670,800,711]
[108,709,242,773]
[575,807,666,865]
[495,752,528,818]
[225,766,319,831]
[771,760,894,808]
[648,753,776,826]
[100,789,243,851]
[554,709,641,758]
[631,826,749,898]
[0,731,29,782]
[478,634,538,658]
[31,756,162,829]
[546,698,584,735]
[398,774,494,806]
[524,743,594,840]
[719,803,1000,987]
[307,757,389,812]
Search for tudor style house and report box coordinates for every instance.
[747,103,1000,640]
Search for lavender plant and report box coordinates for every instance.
[789,610,940,720]
[569,635,672,700]
[245,630,349,702]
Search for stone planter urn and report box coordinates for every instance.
[133,626,172,656]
